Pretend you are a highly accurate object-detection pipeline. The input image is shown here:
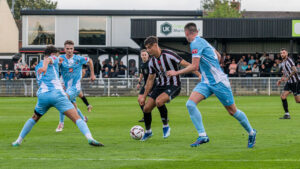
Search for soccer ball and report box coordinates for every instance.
[130,125,144,140]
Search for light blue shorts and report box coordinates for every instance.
[193,80,235,106]
[66,87,80,103]
[35,89,74,116]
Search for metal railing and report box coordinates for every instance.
[0,77,286,97]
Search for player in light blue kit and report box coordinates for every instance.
[12,46,103,147]
[56,40,96,132]
[167,23,256,148]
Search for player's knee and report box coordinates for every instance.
[186,100,196,109]
[143,106,151,113]
[296,99,300,103]
[281,95,286,100]
[155,100,164,107]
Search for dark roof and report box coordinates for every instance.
[242,11,300,18]
[21,9,203,17]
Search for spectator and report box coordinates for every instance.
[255,59,261,67]
[22,72,32,78]
[263,55,273,71]
[101,60,107,73]
[275,59,283,70]
[108,61,113,70]
[103,67,111,78]
[260,64,269,77]
[251,63,260,77]
[30,61,38,70]
[5,70,13,80]
[2,64,10,77]
[237,58,244,73]
[238,61,248,77]
[14,70,22,80]
[228,60,237,77]
[245,65,252,77]
[113,60,120,71]
[271,63,280,77]
[248,56,255,66]
[93,60,101,77]
[22,64,30,77]
[129,62,137,77]
[260,53,267,64]
[224,55,232,74]
[119,61,127,76]
[110,69,118,78]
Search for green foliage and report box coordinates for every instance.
[202,0,242,18]
[7,0,57,20]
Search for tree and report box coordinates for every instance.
[7,0,57,20]
[201,0,242,18]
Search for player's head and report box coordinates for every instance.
[280,48,288,59]
[144,36,160,57]
[64,40,75,57]
[140,49,149,63]
[184,22,198,42]
[44,45,59,57]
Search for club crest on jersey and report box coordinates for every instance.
[192,49,198,54]
[69,68,73,72]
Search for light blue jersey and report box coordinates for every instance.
[34,56,74,115]
[35,56,63,96]
[191,36,234,106]
[60,54,89,90]
[190,36,227,85]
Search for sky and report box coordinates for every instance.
[55,0,300,11]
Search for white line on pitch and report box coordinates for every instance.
[1,158,300,162]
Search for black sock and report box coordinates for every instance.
[158,105,168,125]
[282,99,289,113]
[143,112,152,131]
[81,96,90,106]
[140,105,144,113]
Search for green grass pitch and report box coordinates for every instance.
[0,96,300,169]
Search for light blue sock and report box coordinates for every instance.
[19,118,36,139]
[76,119,91,138]
[77,108,85,120]
[59,112,65,123]
[186,100,206,134]
[233,109,253,134]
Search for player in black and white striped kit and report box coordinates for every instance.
[139,36,201,141]
[277,48,300,119]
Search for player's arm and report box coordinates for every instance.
[215,50,224,65]
[167,58,200,77]
[137,73,143,90]
[87,58,96,81]
[287,66,298,81]
[179,59,201,79]
[139,73,156,106]
[37,58,53,75]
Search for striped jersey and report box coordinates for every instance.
[282,57,300,84]
[35,56,63,95]
[191,36,227,85]
[149,49,182,86]
[60,54,89,91]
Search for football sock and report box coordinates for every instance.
[186,100,206,135]
[81,96,90,106]
[59,112,65,123]
[140,105,144,112]
[233,109,254,135]
[76,119,93,140]
[143,112,152,131]
[281,99,289,114]
[18,118,36,142]
[77,108,85,120]
[158,105,168,125]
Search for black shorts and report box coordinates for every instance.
[139,85,155,95]
[283,82,300,96]
[149,85,181,101]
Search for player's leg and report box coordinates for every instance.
[293,82,300,103]
[55,91,103,147]
[137,94,145,122]
[280,90,291,119]
[12,94,49,146]
[141,97,156,141]
[79,90,93,112]
[214,81,256,148]
[187,83,211,147]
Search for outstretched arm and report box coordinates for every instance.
[87,59,96,81]
[167,58,200,77]
[38,58,53,75]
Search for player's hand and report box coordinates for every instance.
[281,77,287,82]
[198,74,202,81]
[167,70,178,77]
[139,96,146,106]
[136,84,140,90]
[37,67,47,75]
[90,74,96,82]
[276,80,281,86]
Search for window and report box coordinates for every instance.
[79,16,106,45]
[28,16,55,45]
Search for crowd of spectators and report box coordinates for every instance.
[222,53,300,77]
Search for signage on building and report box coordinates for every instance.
[156,20,203,37]
[292,20,300,37]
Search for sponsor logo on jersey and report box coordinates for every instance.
[192,49,198,54]
[69,68,73,72]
